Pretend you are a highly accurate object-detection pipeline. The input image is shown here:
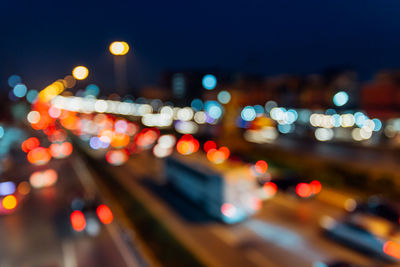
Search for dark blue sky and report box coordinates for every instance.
[1,0,400,91]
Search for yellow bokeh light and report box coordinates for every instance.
[109,41,129,55]
[38,81,65,102]
[72,66,89,80]
[3,195,17,210]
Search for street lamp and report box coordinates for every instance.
[109,41,129,56]
[109,41,130,95]
[72,66,89,80]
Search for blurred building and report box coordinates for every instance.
[160,70,234,106]
[158,67,400,121]
[361,71,400,119]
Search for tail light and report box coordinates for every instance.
[296,183,312,198]
[96,204,113,224]
[70,210,86,231]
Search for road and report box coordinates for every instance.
[106,150,400,267]
[0,147,142,267]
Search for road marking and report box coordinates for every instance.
[62,239,77,267]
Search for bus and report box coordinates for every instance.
[165,153,261,224]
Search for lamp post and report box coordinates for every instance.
[109,41,129,95]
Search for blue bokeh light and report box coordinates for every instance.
[13,83,27,98]
[372,118,382,131]
[191,98,203,111]
[202,74,217,90]
[217,91,231,104]
[241,106,256,121]
[333,91,349,106]
[85,84,100,97]
[8,75,21,88]
[26,90,38,103]
[204,101,223,119]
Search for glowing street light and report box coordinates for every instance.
[72,66,89,80]
[109,41,130,94]
[109,41,129,56]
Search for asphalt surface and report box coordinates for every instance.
[111,151,400,267]
[0,150,138,267]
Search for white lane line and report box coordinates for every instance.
[71,155,141,267]
[62,239,78,267]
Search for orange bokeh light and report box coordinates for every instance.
[384,241,400,259]
[27,147,51,165]
[176,135,199,155]
[263,182,278,197]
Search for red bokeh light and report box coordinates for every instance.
[203,140,217,152]
[296,183,312,198]
[310,180,322,195]
[96,204,114,224]
[254,160,268,174]
[70,210,86,232]
[21,137,40,153]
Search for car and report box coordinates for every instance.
[263,172,322,198]
[320,213,400,263]
[69,196,114,235]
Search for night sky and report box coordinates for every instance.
[1,0,400,91]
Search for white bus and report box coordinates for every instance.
[165,153,261,224]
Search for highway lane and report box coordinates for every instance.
[0,151,140,267]
[110,151,399,267]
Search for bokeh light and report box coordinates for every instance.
[109,41,130,55]
[202,74,217,90]
[72,66,89,80]
[26,90,38,103]
[333,91,349,107]
[241,106,256,121]
[2,195,17,210]
[217,91,231,104]
[96,204,114,224]
[13,83,27,98]
[70,210,86,232]
[8,75,22,88]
